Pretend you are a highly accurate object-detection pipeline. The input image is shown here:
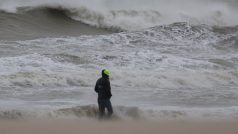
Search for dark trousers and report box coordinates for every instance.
[98,99,113,119]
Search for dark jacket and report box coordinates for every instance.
[95,73,112,100]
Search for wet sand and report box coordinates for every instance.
[0,120,237,134]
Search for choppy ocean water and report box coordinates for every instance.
[0,0,238,120]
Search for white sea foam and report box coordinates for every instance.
[0,22,238,120]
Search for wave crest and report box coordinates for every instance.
[1,0,238,31]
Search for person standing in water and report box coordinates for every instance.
[95,69,113,119]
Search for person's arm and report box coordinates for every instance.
[106,80,112,98]
[95,80,99,93]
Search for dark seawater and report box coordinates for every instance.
[0,8,113,40]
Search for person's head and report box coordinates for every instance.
[102,69,110,78]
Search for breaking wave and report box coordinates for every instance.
[0,0,237,36]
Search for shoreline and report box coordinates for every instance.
[0,120,237,134]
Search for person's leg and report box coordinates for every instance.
[98,100,106,119]
[105,99,113,118]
